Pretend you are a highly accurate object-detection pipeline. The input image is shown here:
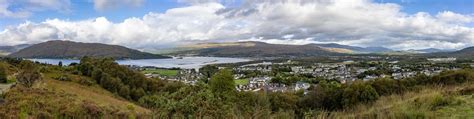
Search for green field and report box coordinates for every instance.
[234,79,249,85]
[141,69,179,76]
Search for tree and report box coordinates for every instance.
[16,61,42,88]
[131,88,146,101]
[58,61,63,67]
[0,65,7,83]
[200,65,219,81]
[341,81,379,108]
[268,92,298,112]
[209,69,235,95]
[119,85,131,99]
[91,69,104,83]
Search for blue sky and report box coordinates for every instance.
[0,0,182,29]
[1,0,472,29]
[0,0,473,50]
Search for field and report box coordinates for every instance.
[141,69,179,76]
[234,79,250,85]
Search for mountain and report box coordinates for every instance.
[424,46,474,58]
[0,44,31,55]
[9,40,170,59]
[308,43,392,53]
[449,47,474,57]
[404,48,452,54]
[176,41,341,57]
[415,48,446,53]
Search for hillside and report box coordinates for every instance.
[177,41,342,57]
[0,72,151,118]
[452,47,474,56]
[323,84,474,118]
[424,46,474,58]
[9,40,170,59]
[308,43,393,53]
[0,44,31,55]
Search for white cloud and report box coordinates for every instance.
[1,0,474,50]
[0,0,70,18]
[177,0,235,5]
[436,11,473,24]
[93,0,144,11]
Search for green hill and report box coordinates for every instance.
[0,72,151,118]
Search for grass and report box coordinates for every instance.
[235,79,250,85]
[317,83,474,118]
[43,73,150,113]
[0,72,151,118]
[141,69,179,76]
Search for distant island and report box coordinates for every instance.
[8,40,171,59]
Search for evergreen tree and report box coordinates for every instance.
[0,65,7,83]
[58,61,63,67]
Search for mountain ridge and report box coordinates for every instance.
[8,40,170,59]
[175,41,342,57]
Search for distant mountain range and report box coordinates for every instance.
[0,44,31,55]
[307,43,393,53]
[3,40,472,59]
[176,41,341,57]
[172,41,469,57]
[436,46,474,58]
[8,40,170,59]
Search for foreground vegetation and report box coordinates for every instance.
[1,57,474,118]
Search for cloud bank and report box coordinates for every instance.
[1,0,473,50]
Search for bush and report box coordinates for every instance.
[79,78,94,86]
[458,86,474,95]
[55,74,71,81]
[0,65,6,84]
[16,61,42,88]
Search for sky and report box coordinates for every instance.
[0,0,473,51]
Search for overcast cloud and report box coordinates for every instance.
[1,0,473,50]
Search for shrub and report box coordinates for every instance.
[0,65,7,83]
[55,74,71,81]
[459,86,474,95]
[79,78,94,86]
[16,61,42,88]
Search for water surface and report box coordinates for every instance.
[29,57,251,69]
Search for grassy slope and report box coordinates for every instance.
[323,83,474,118]
[0,72,151,118]
[43,73,150,113]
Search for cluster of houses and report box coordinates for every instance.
[132,58,463,93]
[235,76,311,93]
[232,60,462,92]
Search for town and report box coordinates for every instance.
[135,57,468,93]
